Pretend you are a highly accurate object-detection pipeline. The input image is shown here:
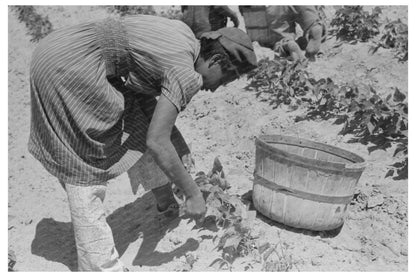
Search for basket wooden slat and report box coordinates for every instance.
[253,135,365,231]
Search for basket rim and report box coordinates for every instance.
[256,135,366,173]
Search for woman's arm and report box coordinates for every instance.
[146,94,205,217]
[137,94,190,158]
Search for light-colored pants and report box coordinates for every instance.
[63,182,125,271]
[61,150,186,271]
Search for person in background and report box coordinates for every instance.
[29,14,257,271]
[182,6,240,38]
[239,5,326,61]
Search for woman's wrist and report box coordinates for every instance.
[183,183,203,199]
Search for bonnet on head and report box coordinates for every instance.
[200,27,258,74]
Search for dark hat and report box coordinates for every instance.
[200,27,258,74]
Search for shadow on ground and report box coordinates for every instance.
[31,192,199,271]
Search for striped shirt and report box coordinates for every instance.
[28,15,203,186]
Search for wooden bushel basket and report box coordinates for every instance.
[253,135,366,231]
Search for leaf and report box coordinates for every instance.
[368,45,380,55]
[259,242,271,254]
[367,121,376,134]
[393,88,406,102]
[209,258,226,268]
[333,114,348,125]
[394,161,408,180]
[212,156,223,174]
[385,169,395,178]
[393,144,407,157]
[368,140,391,153]
[205,193,224,221]
[263,247,276,261]
[368,85,377,94]
[195,174,210,187]
[392,161,404,168]
[223,234,242,249]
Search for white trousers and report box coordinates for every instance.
[61,150,176,271]
[63,182,125,271]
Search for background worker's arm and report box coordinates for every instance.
[294,6,323,59]
[146,94,205,217]
[281,39,305,61]
[215,5,240,27]
[305,24,323,58]
[182,6,212,38]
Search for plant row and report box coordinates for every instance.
[188,158,293,271]
[12,6,53,42]
[329,5,408,61]
[246,58,408,180]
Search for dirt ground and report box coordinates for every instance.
[8,6,408,271]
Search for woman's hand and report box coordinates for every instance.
[183,192,206,219]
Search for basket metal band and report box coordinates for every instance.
[254,175,353,205]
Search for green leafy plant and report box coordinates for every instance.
[261,239,294,272]
[369,19,408,61]
[157,6,183,20]
[300,85,408,180]
[294,79,354,121]
[245,57,312,110]
[330,6,381,43]
[109,5,183,20]
[12,6,53,42]
[299,83,408,179]
[193,158,295,271]
[193,159,256,270]
[247,56,408,179]
[340,88,408,179]
[109,5,156,16]
[8,250,16,272]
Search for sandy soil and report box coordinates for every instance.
[8,6,408,271]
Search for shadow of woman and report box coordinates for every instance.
[31,218,78,271]
[31,191,200,271]
[108,192,199,267]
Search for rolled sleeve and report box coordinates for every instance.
[161,67,203,112]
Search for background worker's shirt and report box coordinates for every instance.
[181,6,233,38]
[28,15,202,186]
[266,6,320,36]
[241,5,321,48]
